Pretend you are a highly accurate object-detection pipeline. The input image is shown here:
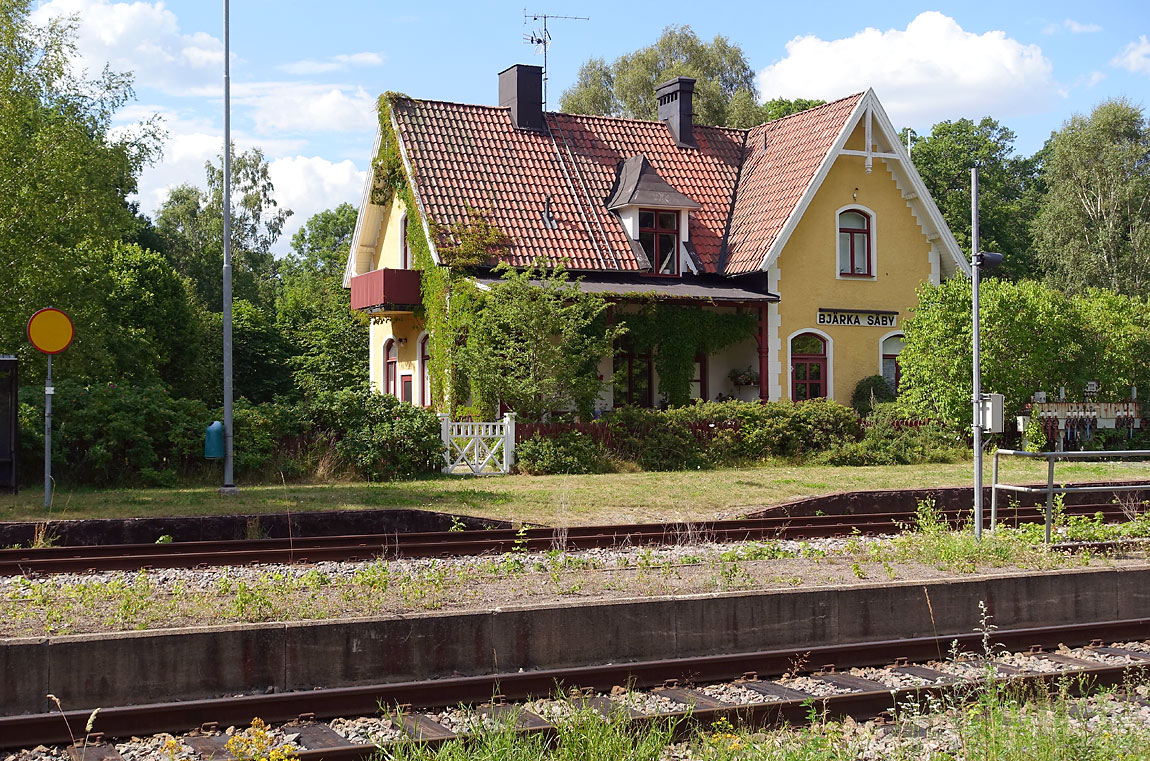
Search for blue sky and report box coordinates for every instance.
[30,1,1150,254]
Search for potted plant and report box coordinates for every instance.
[729,367,760,387]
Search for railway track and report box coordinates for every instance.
[3,617,1148,758]
[0,503,1132,576]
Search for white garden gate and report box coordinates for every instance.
[439,413,516,475]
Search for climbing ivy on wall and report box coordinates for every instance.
[620,304,758,407]
[373,94,524,413]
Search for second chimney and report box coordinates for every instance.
[499,64,544,131]
[656,77,695,146]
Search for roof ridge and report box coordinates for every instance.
[750,92,865,132]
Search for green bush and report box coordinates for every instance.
[19,380,210,486]
[309,385,443,480]
[820,403,967,466]
[851,374,896,416]
[515,431,612,475]
[603,405,707,471]
[231,398,309,477]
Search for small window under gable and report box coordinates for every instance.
[606,154,700,275]
[837,208,873,277]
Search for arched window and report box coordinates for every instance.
[384,339,398,396]
[881,333,905,392]
[837,209,872,276]
[419,334,431,407]
[400,214,410,269]
[791,333,827,401]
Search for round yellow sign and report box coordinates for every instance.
[27,308,75,354]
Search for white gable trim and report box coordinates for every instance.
[343,124,384,288]
[756,90,969,277]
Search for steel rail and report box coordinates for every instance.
[3,617,1147,749]
[0,504,1133,575]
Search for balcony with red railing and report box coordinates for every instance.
[349,268,422,313]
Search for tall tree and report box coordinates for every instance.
[278,204,367,398]
[905,118,1042,280]
[155,147,291,309]
[560,25,758,127]
[0,0,164,382]
[1032,99,1150,297]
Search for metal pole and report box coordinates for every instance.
[43,355,52,509]
[990,449,999,530]
[1045,456,1055,544]
[220,0,236,493]
[972,167,982,541]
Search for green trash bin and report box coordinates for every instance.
[204,420,224,460]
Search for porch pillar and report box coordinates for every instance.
[757,303,769,402]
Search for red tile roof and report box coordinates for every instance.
[723,93,863,275]
[390,93,862,276]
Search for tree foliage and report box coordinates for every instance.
[561,25,759,128]
[906,118,1042,280]
[155,147,290,309]
[0,0,163,378]
[1032,98,1150,297]
[899,278,1149,430]
[278,203,368,399]
[462,264,623,421]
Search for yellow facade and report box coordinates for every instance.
[772,122,935,404]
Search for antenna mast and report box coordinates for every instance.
[523,9,588,109]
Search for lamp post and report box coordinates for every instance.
[971,168,1002,540]
[220,0,237,494]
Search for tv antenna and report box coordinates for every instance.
[523,9,588,109]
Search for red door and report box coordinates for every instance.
[791,333,827,401]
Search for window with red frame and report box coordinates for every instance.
[690,353,707,401]
[638,209,679,275]
[401,374,413,404]
[881,333,905,393]
[838,209,871,276]
[612,338,653,407]
[419,334,431,407]
[384,339,398,396]
[791,333,827,401]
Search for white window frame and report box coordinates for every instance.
[878,330,905,391]
[834,204,877,281]
[399,211,410,269]
[416,329,431,408]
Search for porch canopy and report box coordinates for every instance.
[472,273,779,303]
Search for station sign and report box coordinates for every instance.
[816,308,898,328]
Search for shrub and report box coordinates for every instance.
[231,398,309,478]
[850,374,895,416]
[515,431,612,475]
[820,403,967,466]
[309,385,443,480]
[603,405,707,471]
[19,380,210,486]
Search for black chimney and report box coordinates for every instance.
[656,77,695,147]
[499,64,544,131]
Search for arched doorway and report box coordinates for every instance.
[791,332,827,401]
[419,333,431,407]
[384,338,397,396]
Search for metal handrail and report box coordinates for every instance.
[991,449,1150,542]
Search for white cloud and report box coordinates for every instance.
[757,12,1059,126]
[268,156,367,252]
[233,82,378,135]
[1112,36,1150,76]
[1064,20,1102,34]
[30,0,223,94]
[280,52,385,75]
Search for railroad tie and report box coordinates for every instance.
[392,713,456,741]
[739,681,813,701]
[812,673,888,693]
[479,703,552,730]
[290,724,353,750]
[1090,646,1150,661]
[891,665,961,684]
[652,686,727,711]
[66,742,123,761]
[183,736,233,761]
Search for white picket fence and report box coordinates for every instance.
[439,413,516,475]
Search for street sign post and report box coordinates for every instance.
[27,307,75,509]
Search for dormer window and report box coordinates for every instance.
[639,209,679,275]
[837,209,872,277]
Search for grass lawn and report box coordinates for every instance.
[3,458,1148,526]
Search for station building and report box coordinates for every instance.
[343,65,967,411]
